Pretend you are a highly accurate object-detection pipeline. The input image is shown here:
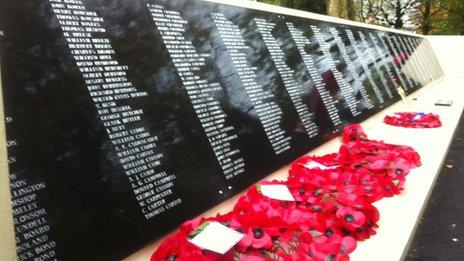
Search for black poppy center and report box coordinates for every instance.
[166,254,177,261]
[344,214,355,223]
[325,228,334,237]
[340,245,347,254]
[299,188,306,195]
[395,168,403,175]
[341,227,351,236]
[253,228,264,239]
[326,253,336,261]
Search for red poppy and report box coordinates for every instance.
[384,112,442,128]
[237,227,274,251]
[150,231,220,261]
[336,207,366,229]
[152,124,422,261]
[233,249,269,260]
[342,123,368,143]
[308,235,352,261]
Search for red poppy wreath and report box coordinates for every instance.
[151,124,421,261]
[384,112,442,128]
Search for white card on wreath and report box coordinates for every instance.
[260,184,295,201]
[413,112,425,120]
[304,161,338,170]
[188,222,244,254]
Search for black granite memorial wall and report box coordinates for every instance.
[0,0,443,260]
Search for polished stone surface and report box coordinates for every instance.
[0,0,441,260]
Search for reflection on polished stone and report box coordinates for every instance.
[0,0,443,259]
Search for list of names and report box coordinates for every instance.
[212,12,292,155]
[394,35,421,85]
[367,32,404,91]
[342,29,388,102]
[49,0,181,220]
[329,27,377,107]
[354,30,393,99]
[421,39,441,79]
[310,25,361,117]
[427,40,442,77]
[378,33,414,90]
[148,5,245,180]
[415,39,436,80]
[286,22,342,127]
[254,18,319,139]
[7,118,57,261]
[390,35,418,88]
[401,36,427,83]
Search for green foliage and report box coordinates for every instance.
[258,0,282,5]
[432,0,464,34]
[258,0,327,14]
[257,0,464,34]
[294,0,327,14]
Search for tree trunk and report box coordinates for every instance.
[326,0,349,19]
[422,0,432,35]
[298,0,327,14]
[394,0,404,29]
[283,0,293,8]
[461,5,464,35]
[347,0,355,20]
